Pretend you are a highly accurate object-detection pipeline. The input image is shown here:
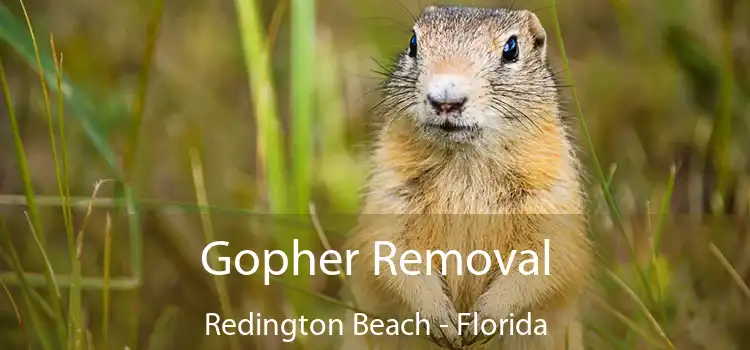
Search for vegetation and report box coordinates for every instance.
[0,0,748,349]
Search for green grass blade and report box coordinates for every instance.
[605,270,675,349]
[648,165,677,322]
[0,48,44,251]
[189,148,241,350]
[18,2,71,344]
[110,182,143,347]
[233,0,288,214]
[0,40,61,349]
[267,0,288,51]
[50,34,76,278]
[112,0,161,293]
[548,0,658,309]
[0,222,55,350]
[0,275,31,350]
[590,293,667,349]
[122,185,143,281]
[290,0,315,214]
[549,0,626,244]
[706,10,735,212]
[116,156,143,348]
[18,0,58,249]
[709,243,750,299]
[0,3,123,176]
[28,288,55,320]
[68,258,83,350]
[592,164,618,217]
[115,1,163,339]
[69,179,111,350]
[284,0,318,325]
[23,211,67,345]
[122,0,162,177]
[102,214,112,350]
[50,36,79,349]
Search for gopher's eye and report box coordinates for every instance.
[408,34,417,58]
[502,35,519,63]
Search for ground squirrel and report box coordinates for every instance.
[341,5,593,350]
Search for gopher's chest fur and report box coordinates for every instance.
[393,169,554,310]
[354,128,585,313]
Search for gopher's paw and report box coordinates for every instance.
[424,310,462,349]
[416,296,462,349]
[459,312,480,346]
[462,295,508,346]
[461,311,501,347]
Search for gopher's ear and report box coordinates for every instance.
[523,10,548,59]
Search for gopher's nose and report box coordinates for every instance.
[427,95,467,114]
[426,74,469,114]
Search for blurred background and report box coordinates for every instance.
[0,0,749,349]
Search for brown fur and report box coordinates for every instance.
[341,5,593,350]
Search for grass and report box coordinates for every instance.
[234,0,287,213]
[0,274,25,346]
[0,0,749,349]
[189,147,241,350]
[1,217,54,350]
